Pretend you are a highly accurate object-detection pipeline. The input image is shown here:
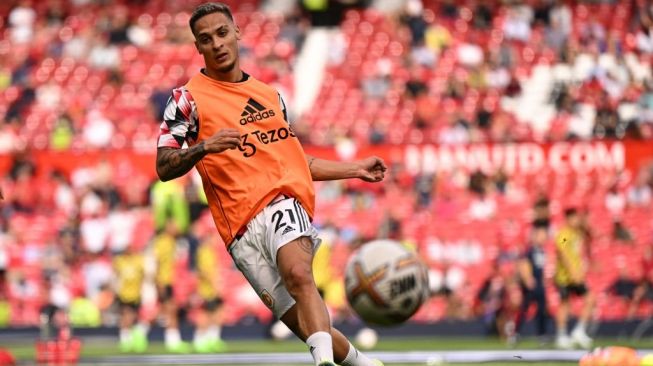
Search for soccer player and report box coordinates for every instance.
[193,233,227,353]
[515,225,549,343]
[113,244,148,353]
[554,208,595,349]
[155,3,386,365]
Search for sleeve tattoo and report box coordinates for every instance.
[156,142,206,181]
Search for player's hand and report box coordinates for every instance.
[356,156,387,182]
[203,128,241,153]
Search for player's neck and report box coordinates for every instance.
[204,65,244,83]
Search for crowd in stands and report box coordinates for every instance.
[0,0,652,345]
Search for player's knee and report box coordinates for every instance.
[284,264,314,295]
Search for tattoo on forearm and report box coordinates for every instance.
[298,237,313,255]
[157,142,206,180]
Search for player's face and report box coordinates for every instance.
[567,214,579,228]
[193,12,240,73]
[532,228,547,246]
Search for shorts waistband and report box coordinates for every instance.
[232,194,290,244]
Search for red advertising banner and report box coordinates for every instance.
[1,141,652,180]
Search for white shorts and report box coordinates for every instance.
[228,196,321,318]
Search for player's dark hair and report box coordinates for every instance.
[189,2,234,35]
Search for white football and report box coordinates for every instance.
[345,240,430,326]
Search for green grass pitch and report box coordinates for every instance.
[6,336,653,365]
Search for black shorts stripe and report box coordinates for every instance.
[294,199,306,231]
[298,200,307,231]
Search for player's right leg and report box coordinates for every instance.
[280,304,383,366]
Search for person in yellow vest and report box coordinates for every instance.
[554,208,595,350]
[154,3,386,365]
[193,233,227,353]
[113,244,148,352]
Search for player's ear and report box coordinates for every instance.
[235,25,241,40]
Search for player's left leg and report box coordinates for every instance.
[280,305,382,366]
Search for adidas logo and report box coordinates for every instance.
[281,226,295,235]
[239,98,275,125]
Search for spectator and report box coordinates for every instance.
[469,191,497,221]
[83,109,115,148]
[127,14,154,48]
[108,9,130,45]
[88,34,120,69]
[636,19,653,54]
[549,0,572,39]
[402,0,428,45]
[627,171,652,207]
[50,113,75,151]
[8,0,36,44]
[472,1,493,29]
[503,3,533,42]
[361,60,391,99]
[604,184,625,219]
[608,260,640,319]
[440,0,458,20]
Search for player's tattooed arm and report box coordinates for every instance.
[156,128,241,181]
[156,143,207,181]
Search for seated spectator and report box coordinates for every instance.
[503,4,532,42]
[627,171,652,208]
[469,192,497,221]
[608,262,639,316]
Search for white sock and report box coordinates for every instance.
[208,325,222,341]
[306,331,333,365]
[119,328,131,343]
[165,328,182,347]
[193,329,206,345]
[341,342,376,366]
[573,321,587,333]
[557,327,567,338]
[135,323,149,334]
